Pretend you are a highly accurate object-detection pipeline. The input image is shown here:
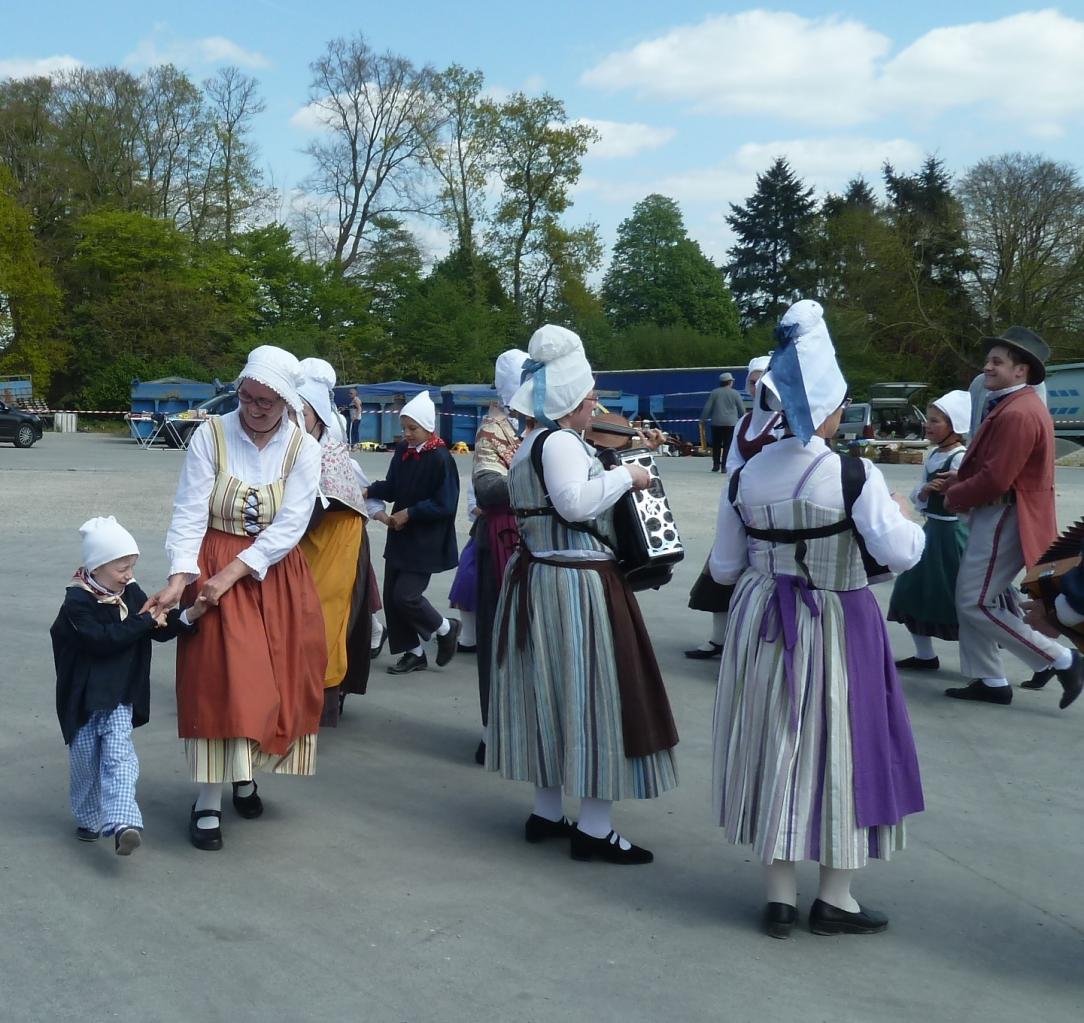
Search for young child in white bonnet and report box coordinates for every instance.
[50,516,206,855]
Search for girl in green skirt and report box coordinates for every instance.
[889,391,972,670]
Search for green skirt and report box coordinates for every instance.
[888,516,968,640]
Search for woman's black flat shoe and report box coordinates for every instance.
[809,898,887,935]
[894,656,940,671]
[570,828,653,864]
[474,739,486,766]
[764,902,798,939]
[189,806,223,851]
[524,814,575,844]
[232,781,263,819]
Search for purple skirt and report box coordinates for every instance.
[448,536,478,611]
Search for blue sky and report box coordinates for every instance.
[6,2,1084,269]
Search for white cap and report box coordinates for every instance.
[298,358,343,441]
[80,516,139,573]
[747,355,771,376]
[508,325,594,424]
[932,389,972,436]
[761,299,847,444]
[494,348,529,408]
[237,345,304,415]
[400,391,436,433]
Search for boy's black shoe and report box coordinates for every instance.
[189,806,223,851]
[75,827,100,842]
[1056,650,1084,709]
[945,679,1012,705]
[435,619,461,666]
[114,827,142,856]
[1021,666,1056,690]
[388,651,428,674]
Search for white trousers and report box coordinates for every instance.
[956,504,1064,678]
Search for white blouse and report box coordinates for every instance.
[512,428,633,560]
[165,411,321,582]
[709,435,925,585]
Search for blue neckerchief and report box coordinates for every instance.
[769,321,814,444]
[520,359,558,430]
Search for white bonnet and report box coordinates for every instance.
[237,345,304,415]
[508,325,594,424]
[931,389,972,436]
[494,349,529,408]
[80,516,139,574]
[400,391,436,433]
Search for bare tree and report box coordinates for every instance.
[961,153,1084,340]
[300,34,438,275]
[135,64,203,223]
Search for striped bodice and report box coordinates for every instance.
[206,417,305,537]
[510,430,617,555]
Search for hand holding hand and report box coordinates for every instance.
[185,594,211,623]
[147,575,187,615]
[388,509,410,531]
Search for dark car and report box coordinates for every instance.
[163,390,238,447]
[0,399,44,448]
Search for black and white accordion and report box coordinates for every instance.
[597,447,685,590]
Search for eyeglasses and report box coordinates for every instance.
[237,388,282,412]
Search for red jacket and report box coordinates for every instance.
[946,386,1056,568]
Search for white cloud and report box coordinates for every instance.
[0,54,82,79]
[581,10,888,126]
[577,118,675,159]
[523,74,546,95]
[124,30,270,71]
[582,8,1084,132]
[289,99,333,133]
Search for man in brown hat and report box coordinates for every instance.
[943,327,1083,709]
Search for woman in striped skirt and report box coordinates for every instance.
[149,346,326,852]
[487,325,678,864]
[709,301,925,936]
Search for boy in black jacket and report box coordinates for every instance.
[50,517,206,855]
[366,391,461,674]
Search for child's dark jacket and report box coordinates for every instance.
[50,582,195,745]
[367,443,460,573]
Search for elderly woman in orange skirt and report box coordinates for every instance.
[150,345,326,852]
[296,358,387,725]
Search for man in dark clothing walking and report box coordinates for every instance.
[700,372,746,472]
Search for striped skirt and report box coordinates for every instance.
[488,552,678,801]
[712,570,905,868]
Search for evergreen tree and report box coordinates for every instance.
[725,157,816,325]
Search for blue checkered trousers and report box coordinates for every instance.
[68,704,143,835]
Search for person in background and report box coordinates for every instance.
[888,391,971,671]
[365,391,461,675]
[700,372,746,473]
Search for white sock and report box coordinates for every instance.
[577,797,630,850]
[532,785,563,822]
[710,612,728,646]
[1050,646,1073,671]
[981,677,1010,688]
[765,859,798,906]
[435,618,451,637]
[912,634,936,659]
[410,644,424,657]
[818,866,860,913]
[194,783,222,830]
[234,781,255,798]
[458,612,476,646]
[370,616,384,646]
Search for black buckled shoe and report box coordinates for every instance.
[570,828,653,864]
[524,814,575,844]
[114,826,142,856]
[1021,666,1057,690]
[764,902,798,939]
[895,656,940,671]
[684,642,723,660]
[1055,650,1084,709]
[435,619,461,666]
[809,898,888,935]
[232,781,263,819]
[189,805,223,851]
[388,651,428,674]
[945,679,1012,705]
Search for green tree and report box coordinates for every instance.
[725,157,816,325]
[603,194,740,337]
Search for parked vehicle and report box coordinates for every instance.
[836,382,927,442]
[0,399,44,448]
[163,390,238,447]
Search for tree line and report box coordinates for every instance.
[1,32,1082,408]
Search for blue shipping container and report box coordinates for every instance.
[334,380,440,445]
[129,377,214,439]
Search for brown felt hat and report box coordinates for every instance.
[981,326,1050,384]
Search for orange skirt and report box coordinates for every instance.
[176,529,327,756]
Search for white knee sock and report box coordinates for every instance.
[194,783,222,830]
[458,612,476,646]
[981,676,1010,687]
[370,616,384,647]
[818,866,860,912]
[234,781,255,798]
[532,785,563,822]
[764,859,798,906]
[710,612,728,645]
[410,644,424,657]
[435,618,451,637]
[912,634,935,659]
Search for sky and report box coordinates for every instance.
[6,1,1084,270]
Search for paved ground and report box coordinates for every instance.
[2,433,1083,1023]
